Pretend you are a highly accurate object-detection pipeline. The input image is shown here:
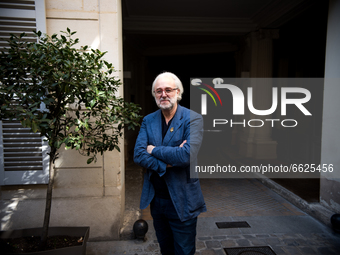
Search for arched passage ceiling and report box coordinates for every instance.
[122,0,315,55]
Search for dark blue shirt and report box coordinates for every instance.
[150,114,173,199]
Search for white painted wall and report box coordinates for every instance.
[320,0,340,213]
[0,0,125,241]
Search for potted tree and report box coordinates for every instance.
[0,28,141,254]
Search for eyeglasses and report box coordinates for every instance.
[154,88,178,95]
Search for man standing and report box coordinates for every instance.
[134,72,206,255]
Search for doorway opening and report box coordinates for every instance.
[121,1,328,221]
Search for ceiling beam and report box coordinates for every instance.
[123,16,257,35]
[123,0,313,35]
[142,42,239,56]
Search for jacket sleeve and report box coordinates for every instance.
[133,118,167,176]
[151,113,203,168]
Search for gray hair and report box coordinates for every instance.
[151,72,184,101]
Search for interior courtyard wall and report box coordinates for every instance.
[320,0,340,213]
[46,0,125,241]
[0,0,125,241]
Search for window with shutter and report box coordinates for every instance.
[0,121,50,185]
[0,0,49,185]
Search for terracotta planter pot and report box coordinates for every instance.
[0,226,90,255]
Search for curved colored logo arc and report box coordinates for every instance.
[203,83,223,106]
[197,83,223,107]
[199,87,217,106]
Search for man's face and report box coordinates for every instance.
[154,76,179,110]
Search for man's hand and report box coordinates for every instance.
[147,145,155,154]
[179,140,187,148]
[148,140,186,154]
[166,140,187,168]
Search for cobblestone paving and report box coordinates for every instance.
[88,231,340,255]
[142,179,305,221]
[87,178,340,255]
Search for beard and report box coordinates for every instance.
[156,96,177,110]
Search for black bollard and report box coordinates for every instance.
[331,214,340,233]
[133,219,148,240]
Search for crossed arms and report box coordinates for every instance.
[147,140,186,168]
[133,113,203,177]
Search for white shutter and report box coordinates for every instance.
[0,0,46,50]
[0,0,49,185]
[0,121,50,185]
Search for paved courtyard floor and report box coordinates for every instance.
[87,178,340,255]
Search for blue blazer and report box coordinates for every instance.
[134,105,207,222]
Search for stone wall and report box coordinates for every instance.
[0,0,125,241]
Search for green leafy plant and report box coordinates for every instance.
[0,28,141,249]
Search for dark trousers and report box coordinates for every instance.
[150,197,197,255]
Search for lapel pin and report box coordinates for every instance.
[170,127,174,132]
